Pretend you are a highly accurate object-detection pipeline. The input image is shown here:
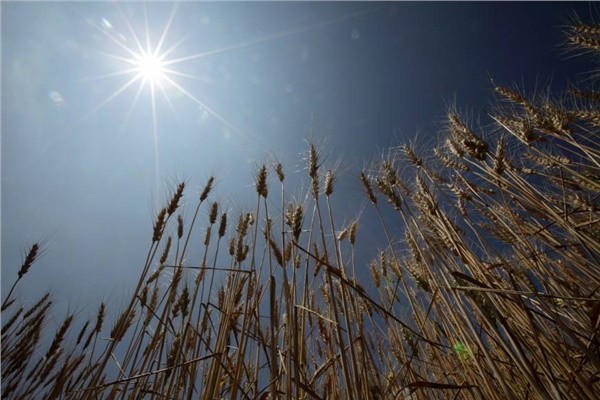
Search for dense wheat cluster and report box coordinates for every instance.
[2,17,600,400]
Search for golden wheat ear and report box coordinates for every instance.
[2,242,45,310]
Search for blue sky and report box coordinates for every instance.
[2,2,594,310]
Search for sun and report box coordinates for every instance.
[133,51,167,86]
[82,3,262,204]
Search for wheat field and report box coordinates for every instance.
[2,16,600,400]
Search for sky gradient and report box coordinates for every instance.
[2,2,594,310]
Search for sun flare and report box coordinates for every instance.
[85,5,243,131]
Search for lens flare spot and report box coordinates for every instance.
[48,90,65,105]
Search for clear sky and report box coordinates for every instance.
[2,2,594,310]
